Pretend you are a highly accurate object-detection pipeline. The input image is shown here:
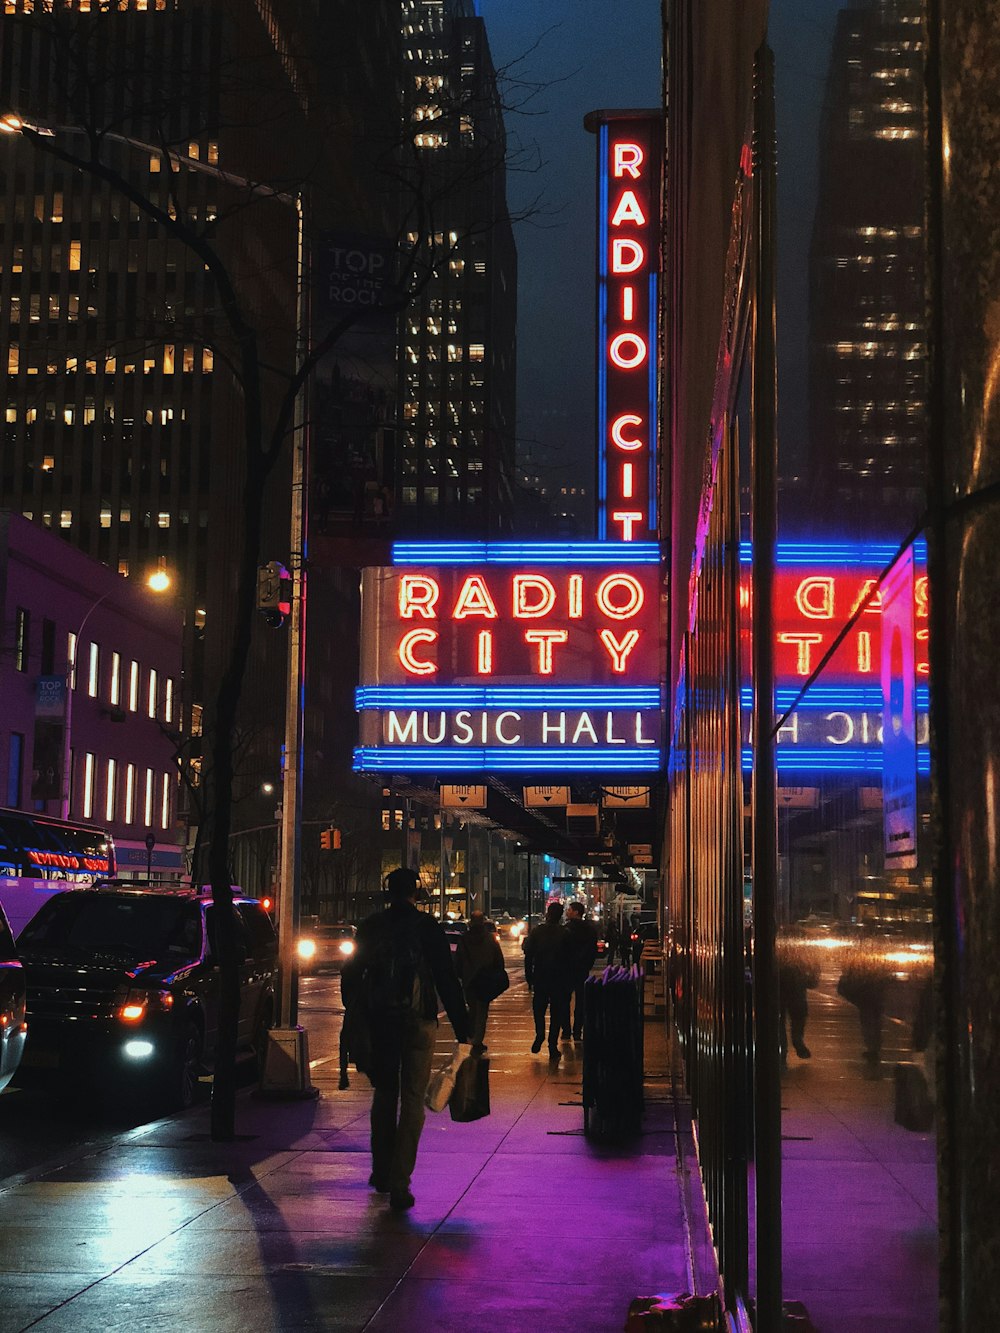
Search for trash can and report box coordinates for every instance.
[582,964,644,1141]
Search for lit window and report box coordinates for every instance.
[160,773,171,830]
[105,758,117,822]
[83,752,95,819]
[100,507,112,528]
[468,343,485,361]
[87,642,100,698]
[110,652,121,706]
[157,512,170,528]
[144,768,155,826]
[148,669,158,718]
[128,660,139,712]
[60,509,72,530]
[164,676,174,724]
[125,764,136,824]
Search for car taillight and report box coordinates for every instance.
[118,988,174,1022]
[338,939,356,957]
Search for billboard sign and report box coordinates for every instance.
[354,542,664,773]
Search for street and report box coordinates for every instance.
[0,939,529,1187]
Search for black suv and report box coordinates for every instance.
[16,886,277,1108]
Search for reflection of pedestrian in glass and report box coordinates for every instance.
[777,942,818,1064]
[837,943,890,1074]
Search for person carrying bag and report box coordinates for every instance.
[449,1051,491,1122]
[455,911,508,1055]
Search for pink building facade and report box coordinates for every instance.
[0,512,184,875]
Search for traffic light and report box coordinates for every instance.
[256,561,291,627]
[320,827,341,851]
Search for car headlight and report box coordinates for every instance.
[297,938,317,961]
[118,988,174,1023]
[338,939,356,956]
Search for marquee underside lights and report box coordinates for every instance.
[594,113,662,542]
[354,544,665,775]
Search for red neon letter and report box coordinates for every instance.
[525,629,568,675]
[611,238,644,273]
[600,628,641,673]
[609,333,647,369]
[611,511,644,541]
[850,578,883,617]
[596,573,644,619]
[778,632,823,676]
[611,413,644,450]
[477,630,493,675]
[622,286,635,321]
[568,574,583,619]
[452,574,498,619]
[513,574,556,619]
[794,576,835,620]
[398,574,439,619]
[622,462,634,498]
[856,629,872,673]
[398,628,437,675]
[613,142,643,179]
[610,190,647,227]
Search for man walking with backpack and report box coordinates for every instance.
[352,867,469,1211]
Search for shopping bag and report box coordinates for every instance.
[425,1042,473,1112]
[472,966,510,1003]
[449,1055,490,1122]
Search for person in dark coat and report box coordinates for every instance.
[455,910,506,1054]
[352,868,469,1211]
[522,900,572,1061]
[564,901,599,1040]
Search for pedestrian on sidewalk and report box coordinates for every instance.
[564,901,599,1040]
[523,900,572,1061]
[352,867,470,1211]
[455,910,506,1054]
[777,941,818,1065]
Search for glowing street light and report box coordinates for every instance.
[147,570,171,593]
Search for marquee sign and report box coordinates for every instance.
[591,111,662,542]
[354,542,664,773]
[739,540,930,773]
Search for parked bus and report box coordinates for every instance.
[0,807,115,937]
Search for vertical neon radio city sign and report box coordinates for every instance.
[587,110,662,542]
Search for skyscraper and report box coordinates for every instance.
[807,0,925,533]
[396,0,517,535]
[0,1,401,867]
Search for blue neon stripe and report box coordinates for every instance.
[739,687,931,710]
[740,747,930,774]
[353,746,662,773]
[391,542,661,566]
[356,686,662,709]
[739,539,928,567]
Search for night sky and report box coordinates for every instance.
[476,0,662,522]
[477,0,849,512]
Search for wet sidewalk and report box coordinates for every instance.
[0,979,702,1333]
